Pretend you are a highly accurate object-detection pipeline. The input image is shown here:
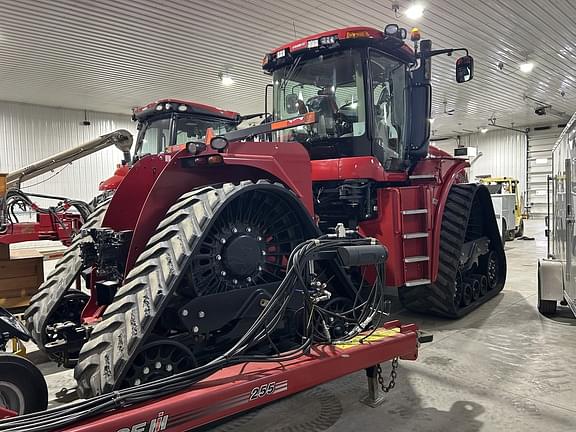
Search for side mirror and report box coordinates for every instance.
[456,55,474,83]
[285,93,300,114]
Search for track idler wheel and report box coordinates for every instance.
[484,251,500,290]
[120,340,197,389]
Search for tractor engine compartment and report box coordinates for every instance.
[313,180,378,232]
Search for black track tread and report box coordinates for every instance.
[23,198,111,349]
[74,180,287,398]
[399,184,506,318]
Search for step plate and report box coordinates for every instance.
[403,232,429,239]
[404,256,430,263]
[405,279,431,287]
[402,209,428,215]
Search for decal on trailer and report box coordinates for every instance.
[334,327,401,350]
[116,411,169,432]
[249,380,288,401]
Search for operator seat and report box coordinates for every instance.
[306,87,339,138]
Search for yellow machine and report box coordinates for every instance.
[478,176,524,239]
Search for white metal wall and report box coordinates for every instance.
[432,130,528,192]
[0,100,135,203]
[527,126,563,218]
[465,130,528,191]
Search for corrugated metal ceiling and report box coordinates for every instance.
[0,0,574,137]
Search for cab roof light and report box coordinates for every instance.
[345,30,371,39]
[307,39,319,49]
[319,35,338,45]
[155,104,164,111]
[410,27,421,42]
[384,24,407,39]
[178,104,188,112]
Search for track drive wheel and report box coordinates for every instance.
[398,184,506,318]
[75,180,318,398]
[0,353,48,415]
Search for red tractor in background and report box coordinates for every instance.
[21,24,505,400]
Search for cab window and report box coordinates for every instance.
[369,49,407,165]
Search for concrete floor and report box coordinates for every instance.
[35,219,576,431]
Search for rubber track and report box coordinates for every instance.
[74,180,284,398]
[23,198,111,350]
[398,184,506,318]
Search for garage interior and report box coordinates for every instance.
[0,1,575,431]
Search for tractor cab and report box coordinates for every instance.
[263,25,473,171]
[132,99,242,158]
[99,100,242,191]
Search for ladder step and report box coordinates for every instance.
[404,255,430,263]
[401,208,428,215]
[405,278,432,287]
[403,232,429,239]
[409,174,436,180]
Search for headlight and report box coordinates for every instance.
[211,136,229,151]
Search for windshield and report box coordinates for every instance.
[135,115,237,156]
[272,48,407,164]
[272,49,366,157]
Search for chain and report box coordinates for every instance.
[376,357,399,393]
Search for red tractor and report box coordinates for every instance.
[23,24,505,400]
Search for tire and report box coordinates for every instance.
[0,354,48,415]
[515,219,525,238]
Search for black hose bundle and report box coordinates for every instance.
[0,237,387,432]
[0,189,92,235]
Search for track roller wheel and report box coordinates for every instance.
[75,181,318,398]
[398,184,506,318]
[475,274,488,297]
[466,278,480,301]
[462,283,472,306]
[0,353,48,415]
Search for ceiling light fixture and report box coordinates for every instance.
[519,61,535,73]
[405,3,425,19]
[480,127,489,134]
[219,72,235,86]
[429,118,435,124]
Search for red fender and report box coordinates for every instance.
[411,158,469,282]
[101,141,313,274]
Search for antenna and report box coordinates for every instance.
[292,20,297,39]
